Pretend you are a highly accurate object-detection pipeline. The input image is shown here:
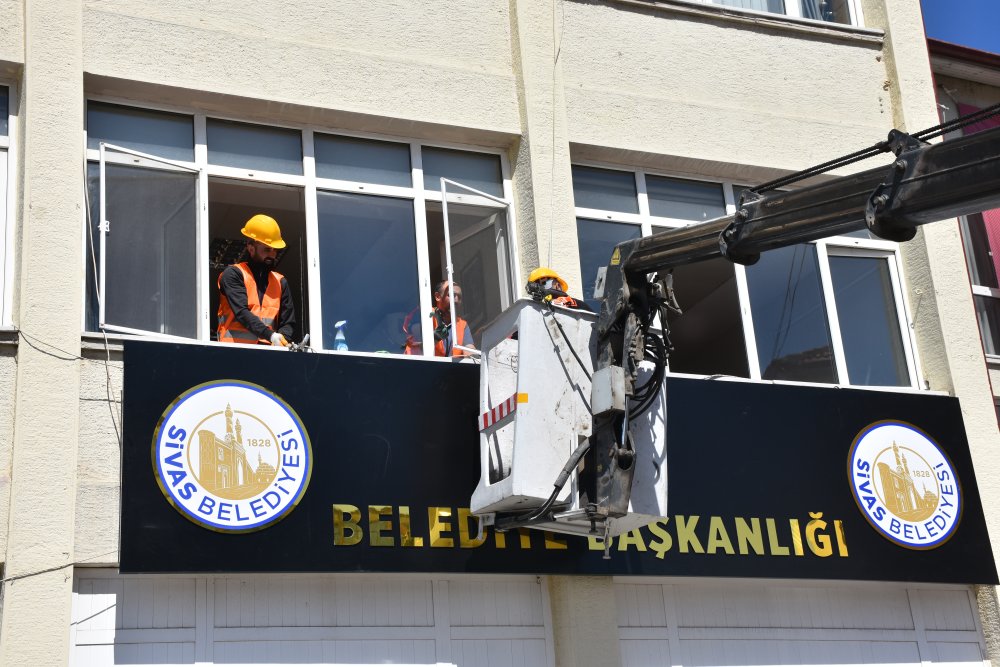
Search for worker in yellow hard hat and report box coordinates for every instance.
[526,267,592,311]
[217,214,297,347]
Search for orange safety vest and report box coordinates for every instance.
[435,316,471,357]
[217,262,284,344]
[551,295,580,309]
[403,312,470,357]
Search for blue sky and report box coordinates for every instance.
[921,0,1000,55]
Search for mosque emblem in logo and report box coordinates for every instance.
[152,380,312,532]
[848,421,961,550]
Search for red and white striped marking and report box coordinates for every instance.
[480,393,527,431]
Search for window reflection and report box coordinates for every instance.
[572,166,639,214]
[746,244,837,382]
[422,148,503,198]
[646,175,726,222]
[425,203,511,346]
[87,163,198,337]
[317,191,419,353]
[576,218,642,312]
[829,255,908,386]
[315,134,411,187]
[975,295,1000,357]
[207,119,303,175]
[87,102,194,162]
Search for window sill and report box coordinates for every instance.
[0,325,17,348]
[81,331,480,363]
[664,370,944,396]
[603,0,883,45]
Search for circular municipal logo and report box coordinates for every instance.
[847,420,961,550]
[152,380,312,533]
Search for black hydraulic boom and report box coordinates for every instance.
[584,123,1000,525]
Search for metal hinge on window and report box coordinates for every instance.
[100,220,110,233]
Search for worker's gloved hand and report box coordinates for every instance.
[270,332,289,348]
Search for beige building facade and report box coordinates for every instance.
[0,1,999,666]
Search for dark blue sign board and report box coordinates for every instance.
[120,340,997,584]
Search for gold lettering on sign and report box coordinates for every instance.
[333,504,363,546]
[368,505,394,547]
[428,507,454,547]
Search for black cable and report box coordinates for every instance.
[500,439,592,528]
[546,303,592,381]
[747,101,1000,196]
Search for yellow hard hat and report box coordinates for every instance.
[528,267,568,293]
[241,214,286,249]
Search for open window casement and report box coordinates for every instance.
[439,178,514,356]
[97,142,203,339]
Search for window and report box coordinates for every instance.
[955,103,1000,360]
[0,85,11,325]
[84,101,515,357]
[573,164,916,387]
[689,0,858,24]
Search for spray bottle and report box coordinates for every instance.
[333,320,349,351]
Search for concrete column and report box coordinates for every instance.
[862,0,1000,661]
[0,0,84,664]
[548,575,622,667]
[508,0,584,294]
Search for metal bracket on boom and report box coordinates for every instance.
[720,190,764,266]
[865,129,929,243]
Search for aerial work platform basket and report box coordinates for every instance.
[470,299,668,539]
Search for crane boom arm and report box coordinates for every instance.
[586,125,1000,525]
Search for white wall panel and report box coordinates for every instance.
[72,571,549,667]
[618,581,987,667]
[449,580,545,627]
[451,639,548,667]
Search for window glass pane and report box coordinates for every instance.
[961,212,1000,289]
[975,295,1000,357]
[576,218,641,311]
[572,166,638,214]
[746,244,837,382]
[0,86,8,136]
[317,191,419,353]
[667,258,749,377]
[87,102,194,162]
[424,203,511,347]
[207,119,303,175]
[422,147,503,198]
[647,175,726,222]
[712,0,785,14]
[800,0,851,23]
[315,134,411,187]
[829,255,909,386]
[87,163,198,336]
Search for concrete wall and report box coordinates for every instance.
[75,350,122,565]
[0,343,16,559]
[561,1,888,176]
[82,0,521,138]
[0,0,24,67]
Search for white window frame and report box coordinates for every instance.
[439,178,514,356]
[83,97,518,359]
[0,81,15,326]
[691,0,865,27]
[95,142,203,339]
[572,161,921,389]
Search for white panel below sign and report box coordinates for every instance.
[70,571,549,667]
[616,579,988,667]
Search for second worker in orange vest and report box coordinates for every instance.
[403,280,475,356]
[217,214,297,347]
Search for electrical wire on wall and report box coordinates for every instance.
[82,157,122,448]
[546,0,565,269]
